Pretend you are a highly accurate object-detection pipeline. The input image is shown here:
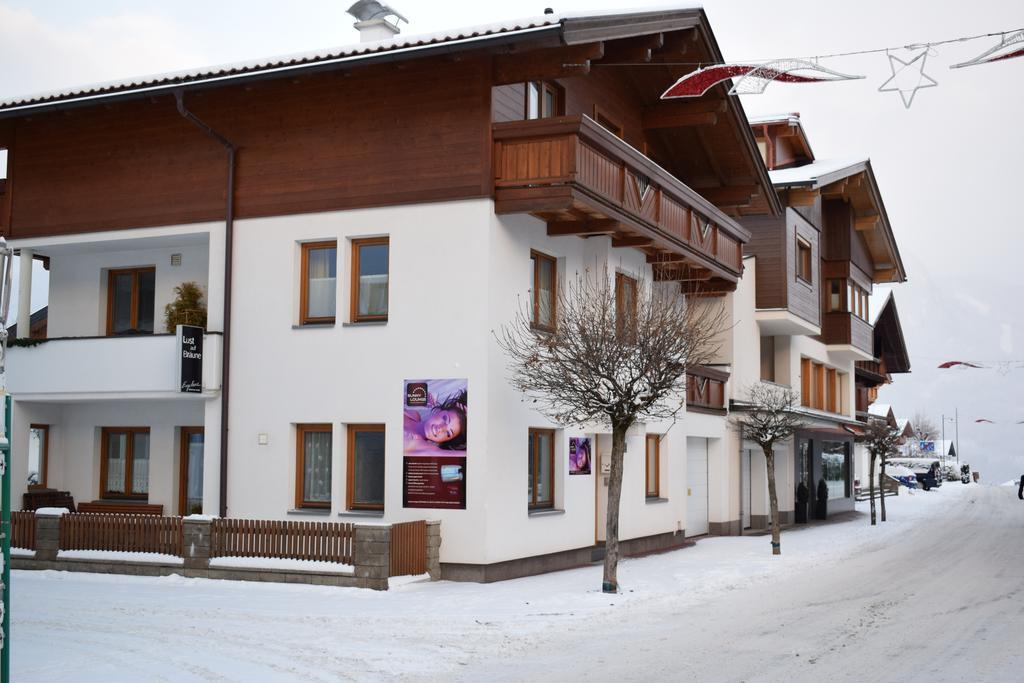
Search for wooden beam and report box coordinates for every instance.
[547,219,618,236]
[595,34,664,64]
[681,278,735,296]
[654,264,712,282]
[641,99,726,130]
[854,213,880,231]
[821,178,849,198]
[787,188,818,207]
[696,185,758,206]
[646,252,694,265]
[494,42,605,84]
[612,235,655,248]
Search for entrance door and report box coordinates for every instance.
[179,427,204,515]
[686,437,709,537]
[741,449,752,529]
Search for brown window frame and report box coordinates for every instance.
[645,434,660,498]
[615,273,638,340]
[528,428,556,510]
[346,423,386,512]
[106,266,156,336]
[295,423,333,509]
[800,358,812,408]
[826,368,837,413]
[795,236,812,284]
[299,241,338,326]
[530,250,557,332]
[350,237,389,323]
[28,424,49,490]
[525,80,564,119]
[178,426,204,515]
[760,336,776,382]
[593,105,623,138]
[99,427,151,500]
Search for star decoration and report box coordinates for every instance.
[878,50,937,108]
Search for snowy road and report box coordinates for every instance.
[11,483,1023,682]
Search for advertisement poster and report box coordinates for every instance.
[569,437,592,475]
[403,379,467,509]
[919,440,936,453]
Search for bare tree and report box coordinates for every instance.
[859,418,901,526]
[912,411,939,442]
[730,384,806,556]
[497,267,725,593]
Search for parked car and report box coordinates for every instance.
[888,458,942,491]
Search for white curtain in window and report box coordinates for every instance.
[304,431,332,503]
[187,437,204,508]
[132,432,150,495]
[358,273,389,317]
[106,434,127,493]
[307,248,337,318]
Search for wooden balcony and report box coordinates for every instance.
[493,116,749,289]
[822,311,873,357]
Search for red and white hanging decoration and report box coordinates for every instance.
[660,59,863,99]
[951,30,1024,69]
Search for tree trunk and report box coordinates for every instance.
[869,451,877,526]
[879,458,887,522]
[602,423,628,593]
[763,445,781,556]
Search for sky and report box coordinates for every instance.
[1,0,1022,482]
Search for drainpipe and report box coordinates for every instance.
[174,90,235,518]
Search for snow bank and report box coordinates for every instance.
[34,507,69,516]
[209,556,354,573]
[57,550,183,565]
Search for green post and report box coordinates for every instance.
[1,393,11,680]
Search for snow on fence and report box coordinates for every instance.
[209,518,354,565]
[11,510,36,550]
[389,520,427,577]
[59,513,183,556]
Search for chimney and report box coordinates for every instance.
[347,1,408,43]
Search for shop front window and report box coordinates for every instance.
[821,441,850,499]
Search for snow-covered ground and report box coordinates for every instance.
[11,484,1023,682]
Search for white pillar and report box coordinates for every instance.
[17,247,32,338]
[206,225,226,333]
[202,396,222,516]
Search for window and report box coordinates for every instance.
[593,105,623,137]
[347,424,385,511]
[27,424,49,489]
[179,427,204,515]
[107,267,155,335]
[530,250,557,331]
[801,358,842,414]
[526,81,563,119]
[795,237,812,283]
[821,441,851,499]
[645,434,660,498]
[351,237,389,322]
[300,241,337,325]
[826,368,837,413]
[615,273,637,340]
[528,428,555,509]
[100,427,150,499]
[828,279,842,312]
[296,424,332,508]
[760,336,776,382]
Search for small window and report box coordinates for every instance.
[296,424,332,508]
[528,428,555,510]
[828,279,842,312]
[179,427,204,516]
[615,273,638,340]
[107,267,155,335]
[300,241,337,325]
[645,434,660,498]
[27,424,49,489]
[351,237,389,322]
[530,250,557,331]
[347,424,385,511]
[760,337,776,382]
[795,237,812,283]
[526,81,563,119]
[101,427,150,499]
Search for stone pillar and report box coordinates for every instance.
[34,509,64,562]
[425,520,441,580]
[353,524,390,591]
[17,248,32,339]
[182,516,212,571]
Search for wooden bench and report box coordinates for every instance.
[77,501,165,516]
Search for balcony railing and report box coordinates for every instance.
[686,366,729,414]
[822,312,873,356]
[6,333,221,397]
[493,116,748,283]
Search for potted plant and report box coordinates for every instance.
[164,281,207,332]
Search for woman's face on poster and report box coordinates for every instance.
[423,408,463,444]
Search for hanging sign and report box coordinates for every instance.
[177,325,203,393]
[402,379,467,509]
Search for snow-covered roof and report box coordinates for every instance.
[768,157,868,188]
[747,112,801,126]
[0,5,703,114]
[868,403,893,418]
[896,418,911,432]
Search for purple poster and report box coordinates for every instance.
[403,379,468,509]
[569,437,592,475]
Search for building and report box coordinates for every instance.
[1,7,790,580]
[734,113,907,527]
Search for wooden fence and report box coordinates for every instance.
[59,513,183,556]
[11,510,36,550]
[210,518,355,565]
[389,520,427,577]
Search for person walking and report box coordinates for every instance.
[1018,474,1023,500]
